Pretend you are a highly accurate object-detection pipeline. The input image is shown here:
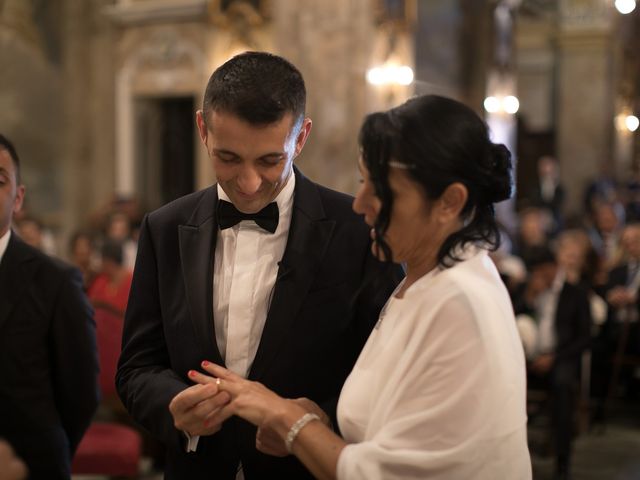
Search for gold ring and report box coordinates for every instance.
[216,378,221,386]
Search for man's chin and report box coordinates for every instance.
[230,198,268,214]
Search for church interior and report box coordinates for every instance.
[1,0,640,479]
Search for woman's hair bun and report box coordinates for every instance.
[485,143,513,203]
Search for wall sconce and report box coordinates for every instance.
[483,95,520,114]
[615,0,636,14]
[616,112,639,132]
[366,63,414,86]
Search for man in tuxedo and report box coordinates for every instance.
[116,52,398,479]
[514,246,591,480]
[0,134,99,479]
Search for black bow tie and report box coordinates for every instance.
[217,200,279,233]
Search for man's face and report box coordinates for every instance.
[196,110,312,213]
[0,149,24,237]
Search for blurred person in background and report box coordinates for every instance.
[513,206,552,266]
[598,223,640,403]
[513,246,591,480]
[529,155,565,233]
[14,215,57,256]
[68,231,99,291]
[587,201,624,269]
[88,239,133,318]
[105,212,137,270]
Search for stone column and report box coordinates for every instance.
[556,0,615,215]
[271,0,377,195]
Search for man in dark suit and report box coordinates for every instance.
[0,134,99,479]
[595,223,640,406]
[514,246,591,480]
[116,52,398,479]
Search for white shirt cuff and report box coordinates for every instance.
[183,431,200,452]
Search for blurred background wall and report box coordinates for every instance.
[0,0,638,255]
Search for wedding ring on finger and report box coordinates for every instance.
[216,377,221,387]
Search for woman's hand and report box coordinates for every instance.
[190,362,307,445]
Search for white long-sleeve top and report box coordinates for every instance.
[336,247,531,480]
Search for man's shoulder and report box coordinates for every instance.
[10,236,79,282]
[297,174,362,224]
[146,187,215,227]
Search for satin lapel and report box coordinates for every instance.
[178,188,224,365]
[249,169,335,381]
[0,234,38,333]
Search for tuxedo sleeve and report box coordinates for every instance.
[556,286,592,363]
[51,266,100,454]
[321,239,403,430]
[116,214,188,448]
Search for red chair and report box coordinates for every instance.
[72,308,142,477]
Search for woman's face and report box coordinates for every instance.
[352,158,435,263]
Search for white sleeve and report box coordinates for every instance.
[183,432,200,452]
[337,293,528,480]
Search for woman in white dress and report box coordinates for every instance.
[191,94,532,479]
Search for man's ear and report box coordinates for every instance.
[196,110,209,145]
[438,182,468,222]
[293,118,312,158]
[13,185,25,216]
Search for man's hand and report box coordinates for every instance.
[0,440,27,480]
[168,377,231,437]
[255,397,331,457]
[607,287,636,308]
[531,353,555,374]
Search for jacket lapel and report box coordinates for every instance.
[178,187,225,365]
[249,168,336,380]
[0,233,39,333]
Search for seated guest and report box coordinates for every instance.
[68,230,99,291]
[88,239,133,318]
[513,246,591,480]
[599,223,640,401]
[190,95,532,479]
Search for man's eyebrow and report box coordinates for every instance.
[212,149,240,156]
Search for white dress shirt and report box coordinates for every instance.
[0,229,11,265]
[186,174,295,460]
[534,270,565,356]
[337,248,531,479]
[214,174,295,377]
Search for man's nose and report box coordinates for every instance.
[237,166,261,194]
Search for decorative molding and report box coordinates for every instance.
[103,0,208,26]
[559,0,612,31]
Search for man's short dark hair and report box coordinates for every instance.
[202,51,306,127]
[0,134,21,184]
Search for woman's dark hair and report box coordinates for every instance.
[358,94,513,267]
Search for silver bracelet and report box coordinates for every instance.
[285,413,320,454]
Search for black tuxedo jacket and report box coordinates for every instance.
[513,280,591,366]
[0,233,99,479]
[116,168,399,479]
[553,281,591,365]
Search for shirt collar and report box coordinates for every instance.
[216,171,296,220]
[0,229,11,265]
